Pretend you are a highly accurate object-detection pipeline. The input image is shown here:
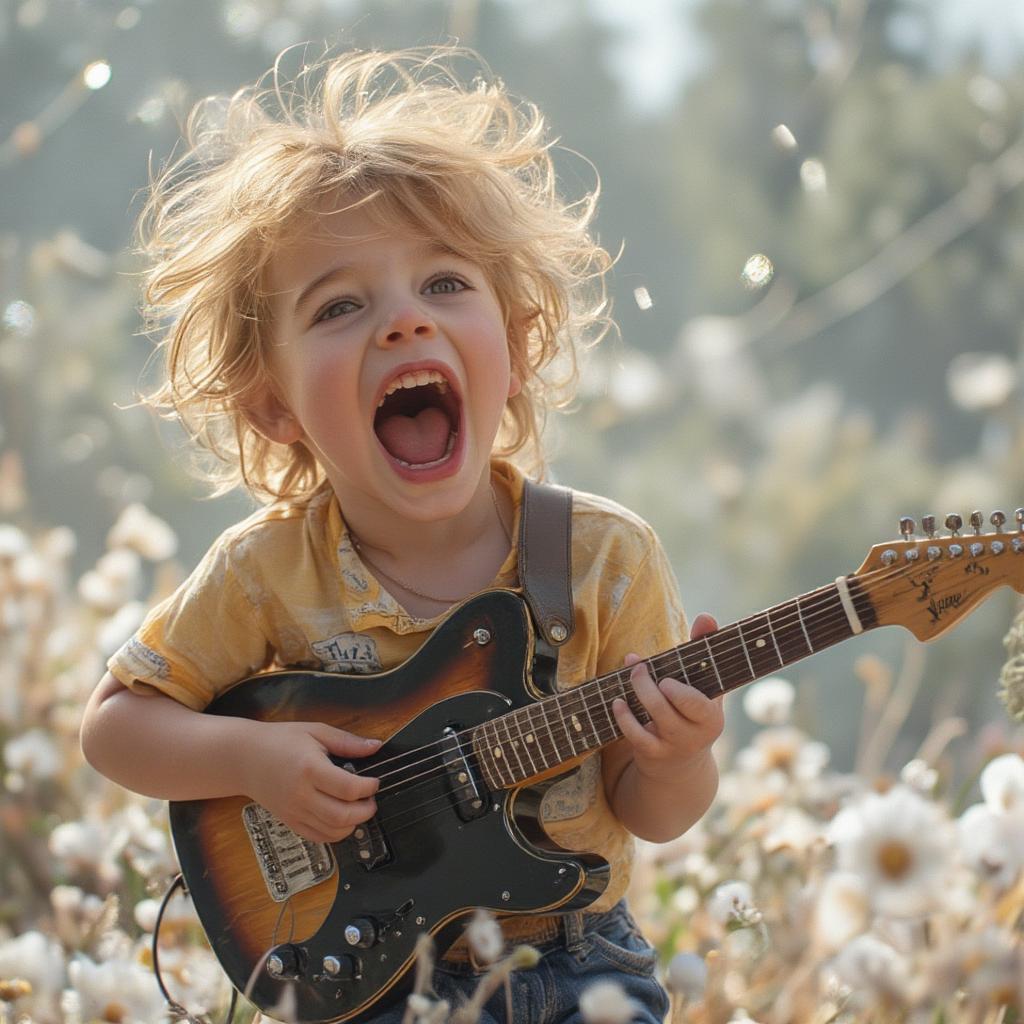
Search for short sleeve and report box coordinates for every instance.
[597,526,689,676]
[107,535,272,710]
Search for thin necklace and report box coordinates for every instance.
[348,486,513,606]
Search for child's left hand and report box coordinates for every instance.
[612,613,725,783]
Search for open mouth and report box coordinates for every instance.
[373,368,462,470]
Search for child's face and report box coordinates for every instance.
[257,200,519,525]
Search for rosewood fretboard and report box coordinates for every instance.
[473,577,876,789]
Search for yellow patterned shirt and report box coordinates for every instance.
[108,459,689,912]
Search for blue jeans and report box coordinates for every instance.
[365,901,670,1023]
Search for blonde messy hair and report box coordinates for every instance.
[137,45,613,503]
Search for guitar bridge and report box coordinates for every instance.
[441,725,490,822]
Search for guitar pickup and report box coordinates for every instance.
[349,814,391,871]
[441,726,490,822]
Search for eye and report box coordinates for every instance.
[424,273,469,295]
[314,297,361,323]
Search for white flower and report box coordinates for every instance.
[0,523,29,559]
[0,930,67,1018]
[957,802,1024,889]
[899,758,938,794]
[465,908,503,964]
[829,785,955,918]
[666,951,707,1001]
[742,677,794,725]
[980,752,1024,814]
[736,726,829,782]
[812,872,869,953]
[67,953,167,1024]
[4,727,61,779]
[134,890,195,933]
[830,934,912,1006]
[106,504,178,561]
[78,549,141,612]
[579,979,638,1024]
[707,881,761,927]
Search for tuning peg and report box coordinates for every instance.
[945,513,963,537]
[1016,508,1024,533]
[921,515,936,539]
[991,510,1006,534]
[969,510,984,535]
[899,516,915,540]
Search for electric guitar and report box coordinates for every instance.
[168,510,1024,1023]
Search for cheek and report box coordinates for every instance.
[287,346,363,427]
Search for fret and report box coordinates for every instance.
[625,671,652,724]
[516,705,540,777]
[704,636,725,694]
[794,594,814,655]
[673,648,693,687]
[776,598,814,661]
[678,643,723,698]
[735,619,756,680]
[536,699,559,771]
[500,713,526,780]
[579,686,602,750]
[476,720,505,788]
[715,623,756,692]
[563,699,580,758]
[592,679,620,745]
[741,612,785,677]
[765,606,785,666]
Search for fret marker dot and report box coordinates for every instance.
[701,661,708,670]
[756,638,766,648]
[571,715,583,732]
[526,734,534,743]
[494,747,503,759]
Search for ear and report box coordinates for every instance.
[242,383,304,445]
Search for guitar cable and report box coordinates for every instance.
[152,872,239,1024]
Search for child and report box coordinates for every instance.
[80,46,723,1023]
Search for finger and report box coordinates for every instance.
[312,723,383,758]
[611,697,662,757]
[689,613,719,639]
[625,655,674,724]
[309,793,378,837]
[656,676,721,723]
[314,759,380,801]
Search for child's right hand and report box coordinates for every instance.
[242,720,382,844]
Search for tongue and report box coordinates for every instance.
[376,406,452,465]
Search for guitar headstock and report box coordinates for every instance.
[852,509,1024,641]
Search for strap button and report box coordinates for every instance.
[548,619,569,643]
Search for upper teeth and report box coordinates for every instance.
[378,369,450,406]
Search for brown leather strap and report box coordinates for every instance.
[519,479,575,647]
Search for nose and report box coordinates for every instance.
[377,304,437,347]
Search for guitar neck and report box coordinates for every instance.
[473,575,877,789]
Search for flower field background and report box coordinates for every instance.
[3,0,1024,1021]
[1,509,1024,1022]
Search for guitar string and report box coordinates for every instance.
[365,588,873,833]
[352,552,959,799]
[367,563,988,840]
[348,561,997,840]
[359,575,874,792]
[352,560,889,788]
[354,553,973,796]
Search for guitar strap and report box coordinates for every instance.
[519,478,575,693]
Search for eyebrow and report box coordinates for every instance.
[290,241,460,319]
